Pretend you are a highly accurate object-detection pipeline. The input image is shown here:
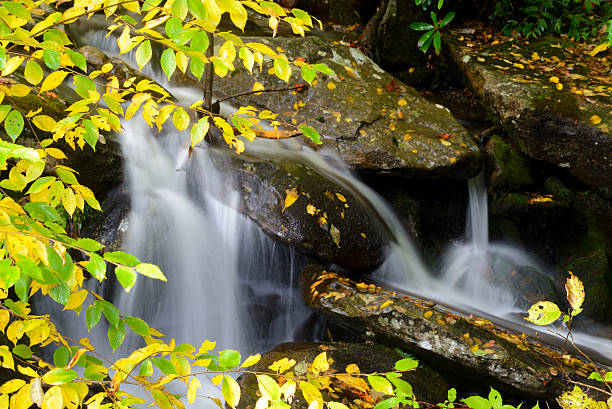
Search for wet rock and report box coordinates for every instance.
[300,265,610,400]
[209,148,388,272]
[81,186,130,252]
[213,36,481,180]
[485,135,534,193]
[446,33,612,196]
[358,0,430,87]
[236,341,449,409]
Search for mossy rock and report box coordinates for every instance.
[485,135,534,193]
[236,342,449,409]
[560,249,611,321]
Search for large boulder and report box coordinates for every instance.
[209,148,388,272]
[214,36,481,180]
[236,341,450,409]
[446,32,612,196]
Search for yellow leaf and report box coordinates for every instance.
[589,42,609,57]
[10,382,31,409]
[335,193,346,202]
[306,204,316,215]
[42,385,63,409]
[282,188,298,213]
[549,76,559,84]
[172,108,190,131]
[2,57,25,76]
[346,364,360,374]
[17,365,39,377]
[63,289,88,313]
[0,379,25,394]
[33,116,58,133]
[327,82,336,90]
[524,301,561,325]
[565,271,585,310]
[197,340,216,354]
[62,188,76,217]
[556,83,563,90]
[398,98,407,106]
[241,353,261,368]
[44,148,66,159]
[589,115,602,125]
[187,377,201,404]
[311,352,329,374]
[424,310,433,318]
[222,375,240,409]
[0,310,9,332]
[8,84,31,97]
[41,71,69,93]
[211,374,223,386]
[299,381,323,406]
[330,224,340,248]
[379,300,393,310]
[252,82,264,94]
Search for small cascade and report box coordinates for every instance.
[437,173,549,314]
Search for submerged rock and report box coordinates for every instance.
[299,265,610,401]
[209,148,388,272]
[214,36,481,180]
[446,32,612,195]
[236,341,449,409]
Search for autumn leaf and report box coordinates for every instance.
[524,301,561,325]
[282,188,299,213]
[565,271,585,310]
[589,115,602,125]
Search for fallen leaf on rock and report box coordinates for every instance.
[282,188,299,213]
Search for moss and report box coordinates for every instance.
[486,135,534,192]
[563,249,611,320]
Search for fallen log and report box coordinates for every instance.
[300,265,611,406]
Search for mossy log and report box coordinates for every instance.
[300,265,611,404]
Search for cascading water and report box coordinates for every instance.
[50,25,611,400]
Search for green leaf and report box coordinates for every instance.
[448,388,457,403]
[108,321,126,351]
[463,396,492,409]
[0,48,5,70]
[104,251,140,267]
[135,263,167,281]
[417,30,435,48]
[190,31,209,52]
[53,346,71,367]
[101,300,120,327]
[312,63,334,76]
[82,119,98,149]
[83,364,107,381]
[67,50,87,72]
[410,22,434,31]
[373,398,403,409]
[165,17,183,39]
[73,75,96,99]
[395,358,418,371]
[5,110,24,141]
[273,57,291,82]
[257,375,280,401]
[85,302,103,331]
[43,49,61,70]
[75,238,104,252]
[135,40,152,71]
[161,49,176,80]
[368,375,393,395]
[42,368,78,385]
[12,344,32,359]
[49,282,70,305]
[588,372,603,381]
[299,125,321,144]
[87,253,106,281]
[219,349,241,368]
[152,357,177,375]
[187,0,207,19]
[124,316,150,336]
[189,55,205,80]
[0,259,20,288]
[152,390,173,409]
[138,359,154,376]
[2,1,30,20]
[328,403,350,409]
[191,117,210,146]
[171,0,188,20]
[489,388,502,409]
[222,375,241,408]
[14,277,29,302]
[387,377,413,398]
[433,31,442,54]
[116,266,137,292]
[440,11,455,27]
[524,301,561,325]
[300,65,316,84]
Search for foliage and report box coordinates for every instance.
[409,0,455,54]
[490,0,612,43]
